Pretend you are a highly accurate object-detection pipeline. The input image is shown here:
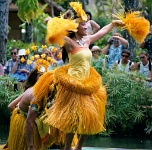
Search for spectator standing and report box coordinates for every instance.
[140,25,152,60]
[43,48,54,70]
[54,48,64,67]
[91,46,105,68]
[85,11,100,49]
[10,49,34,83]
[132,51,152,87]
[113,50,134,72]
[4,48,19,75]
[85,11,100,35]
[138,51,152,80]
[102,33,129,69]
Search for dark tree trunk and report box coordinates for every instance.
[24,21,33,43]
[80,0,86,11]
[144,0,152,24]
[0,0,9,65]
[122,0,139,62]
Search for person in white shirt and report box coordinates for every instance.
[85,11,100,35]
[85,11,100,49]
[132,51,152,87]
[113,50,134,72]
[138,51,152,80]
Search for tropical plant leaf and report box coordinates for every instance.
[16,0,40,23]
[145,121,152,135]
[129,109,145,123]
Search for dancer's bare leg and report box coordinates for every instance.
[64,133,75,150]
[3,141,8,149]
[74,135,87,150]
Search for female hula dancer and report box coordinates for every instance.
[31,2,124,150]
[3,59,57,150]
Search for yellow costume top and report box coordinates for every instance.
[68,47,92,79]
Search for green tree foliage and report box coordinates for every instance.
[32,12,49,43]
[0,76,22,128]
[0,76,22,106]
[141,0,152,24]
[54,0,71,9]
[20,12,49,43]
[15,0,47,23]
[16,0,39,23]
[16,0,38,22]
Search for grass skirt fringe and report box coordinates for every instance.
[8,109,47,150]
[43,65,107,134]
[32,70,55,109]
[44,127,78,147]
[7,108,67,149]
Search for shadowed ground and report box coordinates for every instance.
[49,148,150,150]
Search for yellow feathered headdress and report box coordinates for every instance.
[70,2,87,22]
[25,45,54,73]
[34,59,50,73]
[114,11,150,44]
[45,2,87,47]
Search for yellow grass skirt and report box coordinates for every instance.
[7,108,62,150]
[7,108,77,150]
[7,108,44,150]
[44,65,107,134]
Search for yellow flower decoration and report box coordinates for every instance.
[70,2,87,22]
[41,54,46,59]
[34,54,40,59]
[51,58,55,63]
[51,47,57,52]
[49,83,54,91]
[20,57,26,63]
[27,59,33,65]
[42,45,47,49]
[31,45,37,51]
[25,49,30,55]
[47,57,52,61]
[57,52,62,59]
[30,56,34,61]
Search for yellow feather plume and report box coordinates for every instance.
[46,17,78,47]
[114,11,150,44]
[70,2,87,22]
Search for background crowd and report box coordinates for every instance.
[1,23,152,89]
